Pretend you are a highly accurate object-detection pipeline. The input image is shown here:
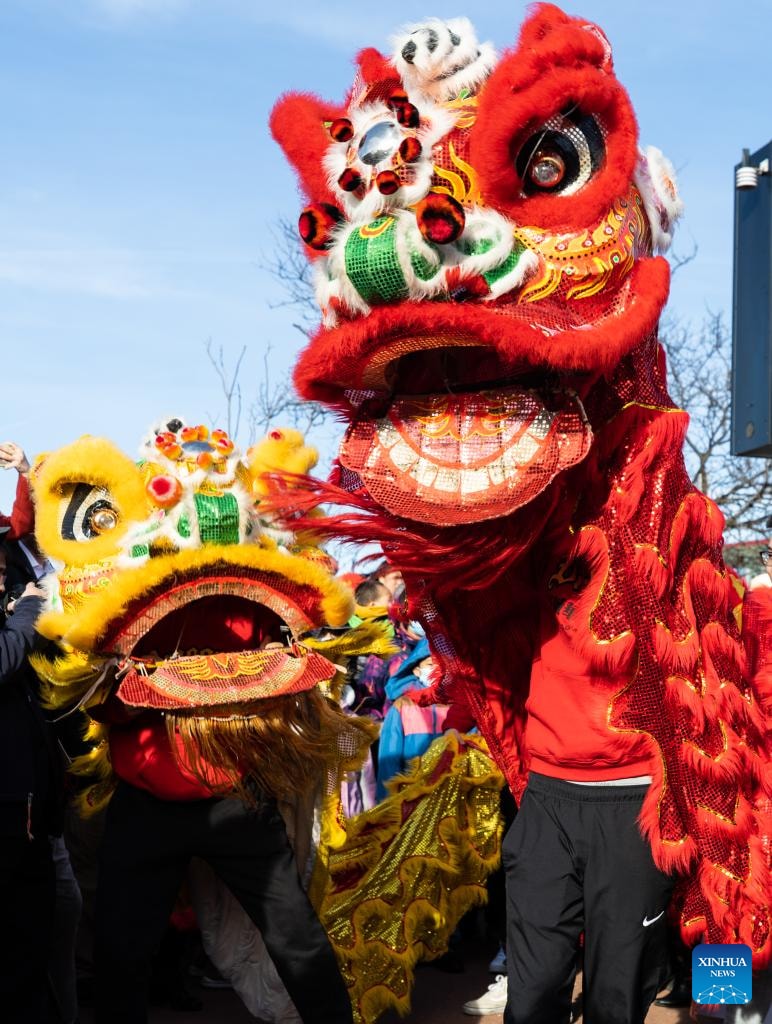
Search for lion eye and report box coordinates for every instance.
[60,484,119,541]
[528,152,566,188]
[515,110,605,196]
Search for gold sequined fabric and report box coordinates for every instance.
[310,734,503,1023]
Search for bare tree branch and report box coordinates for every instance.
[261,218,320,339]
[246,342,328,443]
[660,310,772,559]
[204,338,244,438]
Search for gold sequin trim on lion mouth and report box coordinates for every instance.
[115,645,337,709]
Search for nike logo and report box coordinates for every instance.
[642,911,665,927]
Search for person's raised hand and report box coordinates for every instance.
[0,442,30,475]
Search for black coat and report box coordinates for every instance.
[0,595,63,839]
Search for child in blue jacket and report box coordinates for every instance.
[376,638,449,800]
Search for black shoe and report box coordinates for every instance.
[655,977,692,1008]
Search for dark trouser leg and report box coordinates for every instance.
[48,835,83,1024]
[502,785,582,1024]
[94,784,188,1024]
[0,836,55,1024]
[201,796,354,1024]
[581,788,672,1024]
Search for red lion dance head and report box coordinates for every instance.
[272,5,771,962]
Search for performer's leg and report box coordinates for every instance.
[48,834,83,1024]
[202,795,354,1024]
[503,777,583,1024]
[581,784,672,1024]
[94,783,189,1024]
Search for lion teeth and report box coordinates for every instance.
[433,468,460,492]
[389,440,420,472]
[509,433,540,464]
[410,457,439,488]
[488,460,506,485]
[460,467,490,493]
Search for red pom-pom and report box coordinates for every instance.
[146,474,182,508]
[415,192,466,244]
[399,137,422,163]
[329,118,354,142]
[376,170,401,195]
[338,168,363,192]
[298,203,343,250]
[396,103,419,128]
[387,88,409,109]
[211,429,234,454]
[269,430,284,441]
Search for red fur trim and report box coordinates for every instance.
[633,546,670,600]
[692,849,772,963]
[693,792,756,844]
[637,749,697,874]
[516,5,613,73]
[680,913,707,948]
[270,92,345,211]
[668,493,727,578]
[293,258,671,408]
[714,682,766,742]
[653,622,699,675]
[701,621,747,679]
[471,29,637,229]
[680,734,747,787]
[687,559,731,620]
[663,675,706,732]
[355,47,394,86]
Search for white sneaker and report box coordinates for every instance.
[463,974,508,1015]
[488,945,506,973]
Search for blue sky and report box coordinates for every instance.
[1,0,770,509]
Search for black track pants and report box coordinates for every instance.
[94,782,353,1024]
[503,773,672,1024]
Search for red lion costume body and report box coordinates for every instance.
[272,5,771,963]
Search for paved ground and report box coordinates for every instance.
[80,937,693,1023]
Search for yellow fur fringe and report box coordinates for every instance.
[170,691,376,804]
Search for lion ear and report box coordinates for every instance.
[30,451,50,483]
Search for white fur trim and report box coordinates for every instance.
[324,99,455,223]
[391,18,496,102]
[634,146,684,254]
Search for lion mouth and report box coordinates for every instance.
[337,341,593,524]
[104,571,336,710]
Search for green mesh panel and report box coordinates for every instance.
[458,236,492,257]
[345,217,407,304]
[410,246,439,282]
[194,492,240,546]
[131,543,149,559]
[483,242,526,288]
